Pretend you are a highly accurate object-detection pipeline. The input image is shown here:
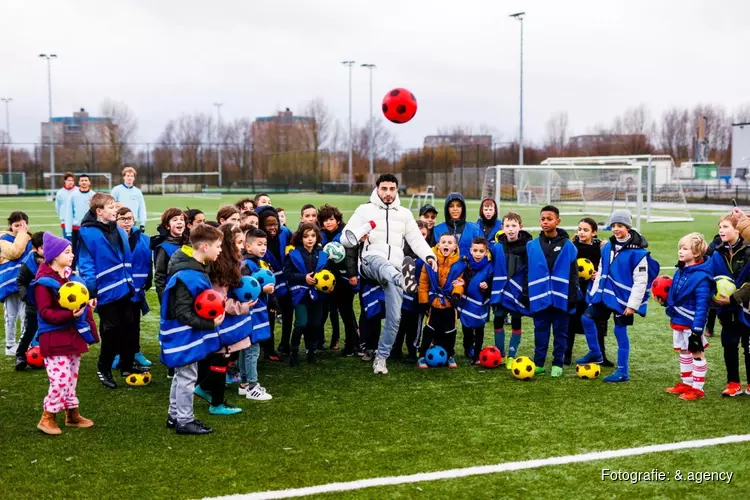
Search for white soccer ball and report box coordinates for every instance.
[324,242,346,263]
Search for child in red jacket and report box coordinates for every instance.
[34,232,99,435]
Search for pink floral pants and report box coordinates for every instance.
[43,355,81,413]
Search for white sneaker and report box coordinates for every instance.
[238,384,250,396]
[5,344,18,356]
[373,357,388,375]
[246,384,273,401]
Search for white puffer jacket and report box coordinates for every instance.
[347,189,435,268]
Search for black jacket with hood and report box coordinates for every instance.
[150,224,186,302]
[166,248,216,331]
[497,230,533,278]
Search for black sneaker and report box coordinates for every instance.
[400,256,418,294]
[563,355,572,366]
[14,355,28,371]
[306,350,320,364]
[175,420,213,435]
[121,364,150,377]
[601,358,615,368]
[97,369,117,389]
[167,367,175,379]
[288,351,300,367]
[168,416,204,429]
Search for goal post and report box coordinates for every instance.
[43,172,112,194]
[482,164,644,229]
[161,172,220,195]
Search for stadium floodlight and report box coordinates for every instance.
[509,13,525,166]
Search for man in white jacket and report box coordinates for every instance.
[345,174,437,374]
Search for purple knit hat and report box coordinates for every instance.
[43,232,71,263]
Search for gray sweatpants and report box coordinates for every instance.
[360,254,404,360]
[4,293,26,349]
[168,362,198,425]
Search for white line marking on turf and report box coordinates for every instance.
[204,434,750,500]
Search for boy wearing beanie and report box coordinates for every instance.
[577,209,660,382]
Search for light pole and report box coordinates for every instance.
[509,12,525,166]
[342,60,355,192]
[39,54,57,191]
[361,63,376,178]
[0,98,11,178]
[213,102,223,187]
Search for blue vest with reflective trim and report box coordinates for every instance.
[433,221,484,257]
[78,225,134,305]
[216,308,253,348]
[128,231,152,312]
[159,269,220,368]
[29,276,96,344]
[360,280,385,319]
[458,258,493,328]
[243,258,272,343]
[160,241,180,259]
[264,229,290,298]
[709,250,750,315]
[489,242,508,305]
[424,258,465,307]
[23,251,40,278]
[477,219,503,242]
[286,247,328,307]
[590,243,659,316]
[502,264,531,315]
[0,234,32,301]
[526,239,577,314]
[402,259,424,313]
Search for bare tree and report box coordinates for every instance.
[298,98,333,185]
[692,104,731,164]
[544,111,569,153]
[734,103,750,123]
[222,117,253,179]
[99,98,138,168]
[659,106,691,161]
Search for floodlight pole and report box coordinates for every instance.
[361,64,376,178]
[342,60,355,192]
[214,102,223,187]
[0,98,11,176]
[39,54,57,191]
[510,12,525,166]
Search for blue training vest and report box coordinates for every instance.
[526,239,578,314]
[23,251,40,278]
[433,221,484,257]
[127,230,152,313]
[458,258,494,328]
[264,229,290,298]
[478,219,503,242]
[159,269,221,368]
[424,255,465,307]
[0,234,32,301]
[243,257,272,343]
[590,242,660,316]
[489,243,508,306]
[29,275,96,344]
[286,247,328,307]
[360,280,385,319]
[78,225,134,305]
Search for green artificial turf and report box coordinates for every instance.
[0,194,748,500]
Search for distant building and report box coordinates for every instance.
[252,108,314,153]
[41,108,116,146]
[569,134,647,149]
[423,135,493,148]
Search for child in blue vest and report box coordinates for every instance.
[477,198,503,241]
[162,223,225,435]
[459,237,494,364]
[78,193,147,389]
[490,212,533,367]
[238,227,275,401]
[151,208,187,302]
[14,231,44,370]
[33,232,99,435]
[527,206,580,377]
[433,193,483,258]
[1,211,32,356]
[283,222,329,366]
[661,232,712,400]
[577,209,659,382]
[417,233,465,369]
[114,207,153,369]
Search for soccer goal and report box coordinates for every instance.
[161,171,220,195]
[482,164,645,229]
[43,172,112,195]
[540,155,693,223]
[0,172,26,194]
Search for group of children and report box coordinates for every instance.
[5,184,750,436]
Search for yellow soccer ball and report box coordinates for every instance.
[714,276,736,301]
[285,245,295,256]
[58,281,90,311]
[510,356,536,380]
[576,363,601,379]
[314,270,336,294]
[577,258,595,280]
[126,372,152,387]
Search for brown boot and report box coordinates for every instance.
[37,411,62,435]
[65,408,94,428]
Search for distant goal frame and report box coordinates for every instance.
[161,171,220,195]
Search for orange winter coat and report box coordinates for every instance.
[419,246,464,309]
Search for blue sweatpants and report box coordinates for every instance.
[532,308,569,368]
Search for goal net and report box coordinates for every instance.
[161,172,220,195]
[43,172,112,199]
[482,164,645,229]
[540,155,693,223]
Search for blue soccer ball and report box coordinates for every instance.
[251,268,276,288]
[425,345,448,367]
[231,276,261,302]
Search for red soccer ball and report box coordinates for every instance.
[651,275,673,303]
[194,289,225,320]
[478,346,503,369]
[382,88,417,124]
[26,346,45,368]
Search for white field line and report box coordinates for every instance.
[203,434,750,500]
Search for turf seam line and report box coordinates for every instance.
[204,434,750,500]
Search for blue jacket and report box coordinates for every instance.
[709,240,750,315]
[433,192,484,257]
[526,237,578,314]
[264,227,291,298]
[243,257,272,343]
[159,269,220,368]
[360,280,385,319]
[127,229,152,312]
[29,275,96,344]
[78,223,135,305]
[666,260,713,333]
[459,257,493,327]
[477,218,503,242]
[0,234,32,301]
[55,186,78,231]
[111,184,148,227]
[284,246,328,307]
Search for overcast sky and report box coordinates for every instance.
[1,0,748,149]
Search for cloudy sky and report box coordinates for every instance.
[1,0,748,149]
